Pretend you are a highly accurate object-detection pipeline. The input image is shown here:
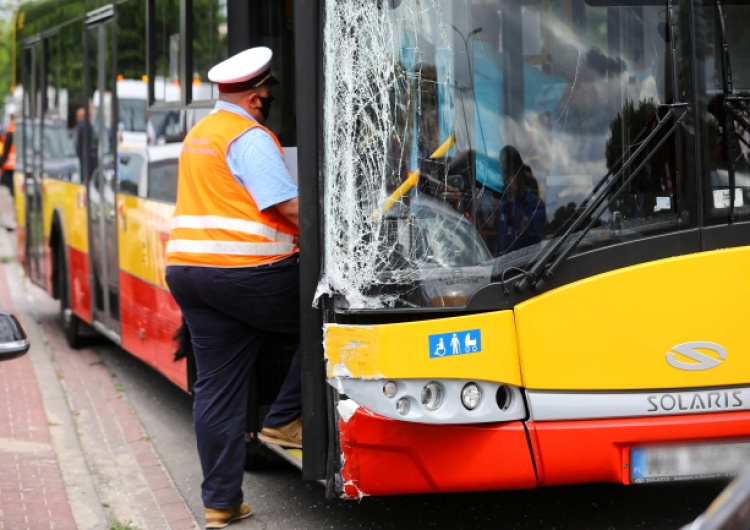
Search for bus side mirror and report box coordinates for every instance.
[0,311,30,361]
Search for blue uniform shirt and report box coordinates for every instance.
[215,100,298,211]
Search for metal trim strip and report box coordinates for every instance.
[527,386,750,421]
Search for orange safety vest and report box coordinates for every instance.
[166,109,298,268]
[1,122,16,171]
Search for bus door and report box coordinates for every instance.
[84,8,120,340]
[20,42,45,287]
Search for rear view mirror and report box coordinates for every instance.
[0,311,30,361]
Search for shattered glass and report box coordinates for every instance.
[321,0,687,310]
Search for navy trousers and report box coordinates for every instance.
[165,255,302,508]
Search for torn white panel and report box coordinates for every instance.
[337,398,360,422]
[332,363,354,379]
[342,481,368,500]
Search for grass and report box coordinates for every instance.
[109,520,140,530]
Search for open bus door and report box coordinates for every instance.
[20,42,45,287]
[219,0,329,486]
[291,0,328,489]
[84,7,121,342]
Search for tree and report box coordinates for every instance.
[0,0,19,104]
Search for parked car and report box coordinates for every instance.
[0,310,30,360]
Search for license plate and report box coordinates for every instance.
[630,441,750,483]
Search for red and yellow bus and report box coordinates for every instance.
[12,0,750,497]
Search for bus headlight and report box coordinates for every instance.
[421,382,444,411]
[396,397,410,416]
[330,378,526,424]
[461,383,482,410]
[383,381,397,398]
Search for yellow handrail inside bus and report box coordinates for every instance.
[368,133,455,221]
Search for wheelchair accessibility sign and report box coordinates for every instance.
[428,329,482,358]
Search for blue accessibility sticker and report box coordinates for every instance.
[428,329,482,358]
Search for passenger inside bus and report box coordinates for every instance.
[497,145,545,254]
[74,103,97,176]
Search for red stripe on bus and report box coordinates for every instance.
[527,411,750,486]
[68,247,91,324]
[338,409,536,497]
[119,270,186,391]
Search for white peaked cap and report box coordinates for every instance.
[208,47,277,92]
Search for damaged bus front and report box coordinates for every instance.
[316,0,750,497]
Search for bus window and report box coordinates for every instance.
[154,0,180,102]
[118,152,144,196]
[147,159,178,203]
[119,98,148,133]
[698,1,750,224]
[45,33,69,125]
[321,0,691,309]
[150,109,184,144]
[191,0,228,101]
[43,123,76,160]
[43,122,79,184]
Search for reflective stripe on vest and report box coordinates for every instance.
[170,215,297,244]
[166,240,295,256]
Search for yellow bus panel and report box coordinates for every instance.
[118,195,173,288]
[325,311,521,385]
[13,171,25,227]
[42,178,87,252]
[516,247,750,390]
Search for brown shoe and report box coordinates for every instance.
[204,502,252,529]
[258,417,302,448]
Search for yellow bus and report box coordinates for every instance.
[12,0,750,497]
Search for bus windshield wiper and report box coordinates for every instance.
[514,103,689,293]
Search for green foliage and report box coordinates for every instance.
[109,519,140,530]
[117,1,146,79]
[2,0,225,120]
[0,21,10,96]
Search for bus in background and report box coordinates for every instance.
[112,77,214,148]
[11,0,750,498]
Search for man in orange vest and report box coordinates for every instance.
[165,47,300,528]
[0,113,16,192]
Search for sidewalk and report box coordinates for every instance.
[0,222,199,529]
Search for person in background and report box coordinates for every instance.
[74,106,85,158]
[0,114,17,231]
[497,145,546,253]
[74,103,97,178]
[165,47,301,529]
[0,114,16,194]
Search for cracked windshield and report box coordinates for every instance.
[321,0,683,310]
